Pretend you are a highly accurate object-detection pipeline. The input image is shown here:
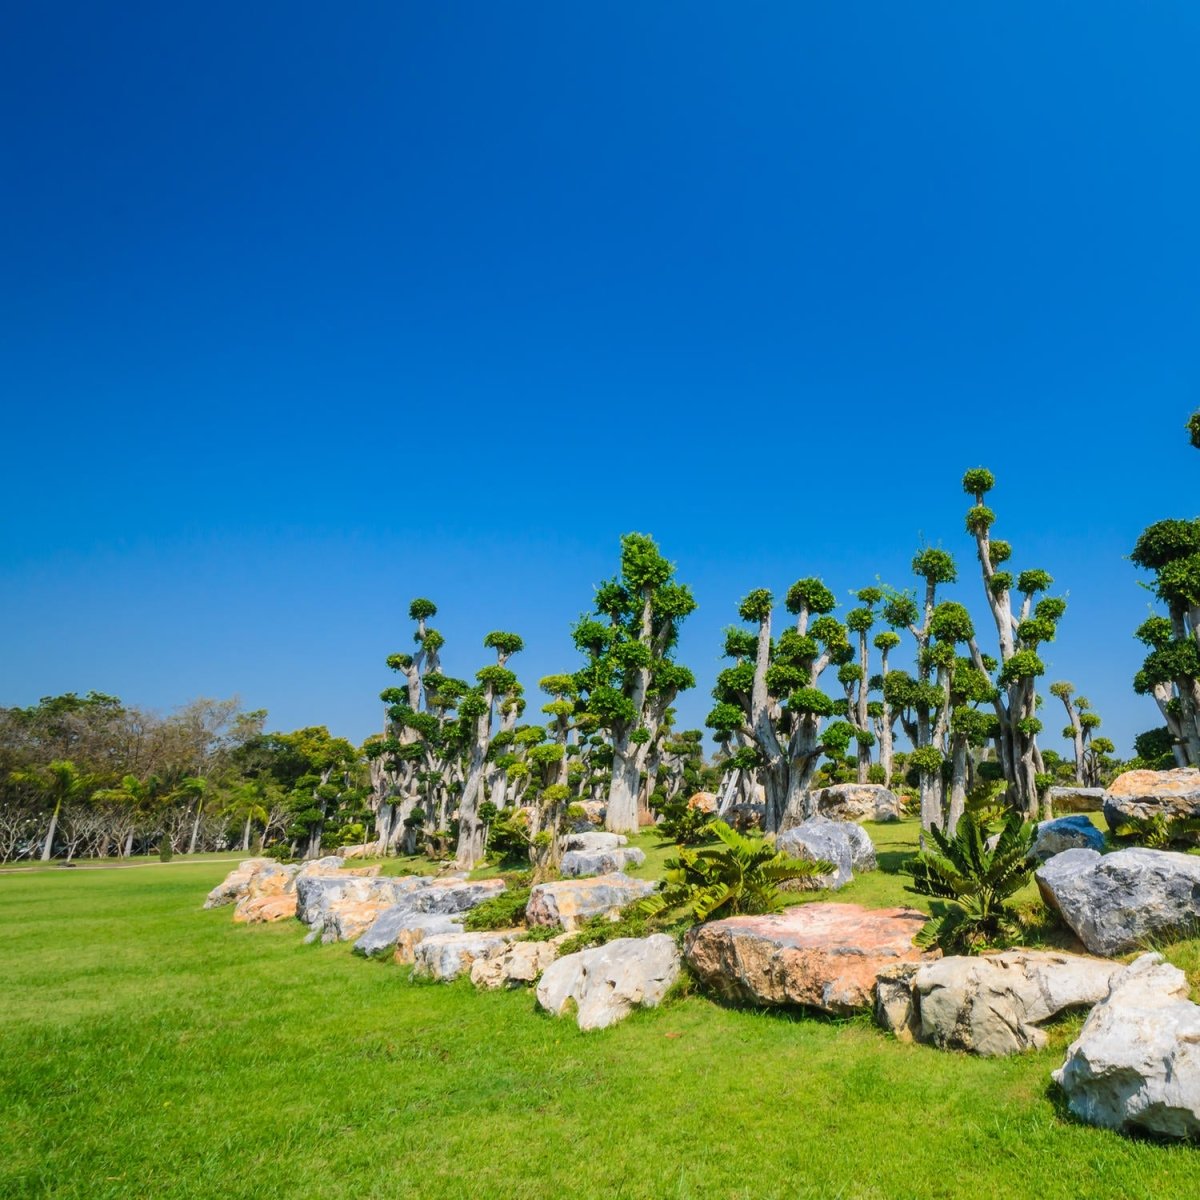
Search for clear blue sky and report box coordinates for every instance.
[2,3,1197,757]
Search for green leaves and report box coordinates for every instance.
[961,467,996,498]
[785,577,836,616]
[912,548,957,586]
[738,588,774,623]
[1131,518,1200,571]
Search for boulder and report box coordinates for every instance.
[235,861,298,907]
[580,801,607,826]
[806,783,902,823]
[412,931,513,981]
[775,818,855,889]
[337,843,376,859]
[405,877,506,915]
[1053,953,1200,1139]
[232,892,299,924]
[526,874,657,931]
[877,950,1124,1056]
[1036,846,1200,955]
[687,791,718,814]
[536,934,681,1030]
[203,858,274,908]
[561,831,628,853]
[559,847,647,877]
[1103,767,1200,829]
[1029,815,1106,863]
[684,903,930,1014]
[1046,785,1105,814]
[295,874,427,941]
[470,939,561,989]
[724,801,765,832]
[353,906,463,958]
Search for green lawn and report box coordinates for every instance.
[2,824,1199,1199]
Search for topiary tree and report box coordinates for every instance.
[707,579,852,832]
[1130,518,1200,767]
[455,631,524,867]
[572,534,696,833]
[962,468,1066,817]
[843,587,882,784]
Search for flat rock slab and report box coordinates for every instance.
[1103,767,1200,828]
[1046,786,1105,814]
[561,831,628,852]
[1054,953,1200,1140]
[526,874,656,931]
[559,847,646,878]
[536,934,681,1030]
[352,906,463,958]
[877,949,1124,1056]
[685,903,930,1014]
[1029,816,1106,863]
[1036,846,1200,955]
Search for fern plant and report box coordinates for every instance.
[1110,812,1200,850]
[904,809,1035,953]
[639,820,832,923]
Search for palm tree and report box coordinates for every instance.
[222,783,269,852]
[92,774,164,857]
[172,777,210,854]
[11,760,92,861]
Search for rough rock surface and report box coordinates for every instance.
[559,847,647,878]
[1103,767,1200,829]
[877,950,1124,1056]
[775,819,855,889]
[405,877,506,915]
[1036,846,1200,955]
[687,791,718,814]
[412,931,512,981]
[232,892,299,924]
[685,903,930,1014]
[470,939,561,989]
[536,934,681,1030]
[203,858,274,908]
[806,783,902,823]
[1053,953,1200,1139]
[294,873,422,928]
[353,906,462,957]
[526,874,656,931]
[579,801,607,826]
[1029,816,1106,863]
[1046,785,1105,814]
[561,831,628,853]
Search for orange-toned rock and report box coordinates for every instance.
[233,893,299,924]
[687,792,718,814]
[684,902,932,1014]
[1103,768,1200,830]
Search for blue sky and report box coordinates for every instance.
[2,3,1198,756]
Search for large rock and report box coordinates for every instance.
[1103,767,1200,829]
[559,847,647,877]
[877,950,1124,1056]
[405,877,506,915]
[471,939,561,989]
[686,791,718,814]
[526,874,656,931]
[232,892,299,924]
[203,858,274,908]
[353,906,462,958]
[1029,816,1106,863]
[805,783,902,823]
[536,934,681,1030]
[775,818,855,889]
[1036,846,1200,955]
[295,874,429,941]
[561,831,627,852]
[1046,785,1105,814]
[1053,953,1200,1139]
[685,903,930,1014]
[412,931,513,981]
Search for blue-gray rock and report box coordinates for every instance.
[352,906,462,957]
[406,877,506,914]
[1030,816,1106,863]
[776,818,860,888]
[559,847,646,877]
[412,931,513,981]
[1036,847,1200,955]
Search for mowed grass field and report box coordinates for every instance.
[2,825,1199,1199]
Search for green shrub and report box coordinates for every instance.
[639,820,833,923]
[485,810,531,865]
[1109,812,1200,850]
[653,795,714,845]
[516,923,562,943]
[158,838,173,862]
[555,906,651,956]
[904,810,1036,953]
[463,888,531,932]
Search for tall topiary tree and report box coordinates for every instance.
[572,534,696,833]
[455,631,524,867]
[707,579,852,832]
[843,587,882,784]
[962,469,1066,817]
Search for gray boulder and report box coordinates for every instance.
[1029,815,1106,863]
[203,858,274,908]
[406,877,506,915]
[1036,846,1200,955]
[877,950,1124,1056]
[412,931,512,981]
[806,782,902,823]
[559,847,646,877]
[536,934,681,1030]
[294,873,423,927]
[561,831,628,852]
[1053,953,1200,1139]
[1046,785,1105,814]
[526,874,657,931]
[776,817,856,888]
[352,907,462,957]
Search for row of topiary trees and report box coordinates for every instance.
[367,465,1130,866]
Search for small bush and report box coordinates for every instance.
[555,906,652,956]
[516,922,563,943]
[158,838,173,862]
[653,795,714,845]
[463,888,531,932]
[1110,812,1200,850]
